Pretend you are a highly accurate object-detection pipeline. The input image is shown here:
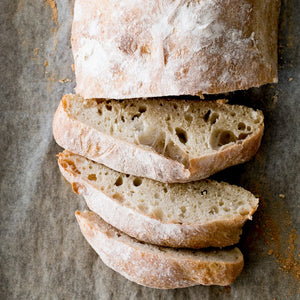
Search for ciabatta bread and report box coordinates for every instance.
[72,0,280,99]
[75,211,244,289]
[53,94,264,183]
[59,151,259,249]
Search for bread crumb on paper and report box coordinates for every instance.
[59,78,72,83]
[45,0,58,24]
[279,194,285,199]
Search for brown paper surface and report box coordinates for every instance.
[0,1,299,299]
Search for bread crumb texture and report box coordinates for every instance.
[64,96,263,169]
[60,151,258,225]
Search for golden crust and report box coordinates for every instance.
[72,0,280,99]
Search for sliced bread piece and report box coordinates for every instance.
[75,210,244,289]
[59,151,259,249]
[53,94,264,183]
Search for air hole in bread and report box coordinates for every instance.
[175,128,188,144]
[132,114,141,120]
[165,115,171,121]
[137,203,148,212]
[151,207,164,220]
[121,115,125,122]
[116,232,121,237]
[133,177,142,187]
[163,187,168,193]
[98,108,102,116]
[201,190,208,196]
[219,201,224,206]
[209,113,219,125]
[184,113,193,122]
[238,122,246,130]
[238,133,251,140]
[88,174,97,181]
[115,176,123,186]
[138,106,147,113]
[112,193,124,202]
[209,206,219,214]
[254,118,260,124]
[105,104,112,111]
[180,206,186,217]
[173,104,178,109]
[154,193,159,199]
[63,159,81,174]
[238,208,249,216]
[230,112,236,117]
[89,166,92,169]
[210,130,237,150]
[247,126,251,131]
[167,124,173,133]
[203,110,211,122]
[125,174,130,177]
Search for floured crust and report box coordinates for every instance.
[75,211,244,288]
[58,152,258,249]
[53,94,264,183]
[72,0,280,99]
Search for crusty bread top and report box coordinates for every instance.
[72,0,280,99]
[60,151,258,226]
[75,210,244,288]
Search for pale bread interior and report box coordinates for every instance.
[76,210,243,262]
[61,151,258,225]
[62,95,263,168]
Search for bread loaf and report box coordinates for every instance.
[72,0,280,99]
[75,210,244,289]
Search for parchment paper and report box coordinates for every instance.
[0,1,299,299]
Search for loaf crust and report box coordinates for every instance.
[75,211,244,288]
[58,151,258,249]
[72,0,280,99]
[53,94,264,183]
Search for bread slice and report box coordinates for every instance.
[72,0,280,99]
[53,94,264,183]
[58,150,259,249]
[75,210,244,289]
